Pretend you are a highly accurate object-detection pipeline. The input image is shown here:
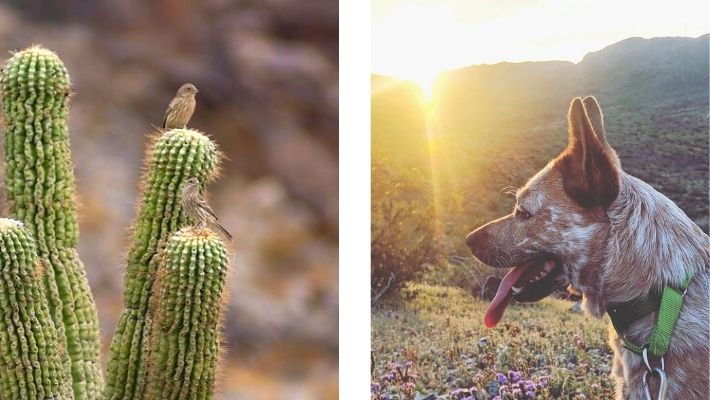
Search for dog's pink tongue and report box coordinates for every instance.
[484,265,528,328]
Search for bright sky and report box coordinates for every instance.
[373,0,709,95]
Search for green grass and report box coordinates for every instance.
[372,284,617,399]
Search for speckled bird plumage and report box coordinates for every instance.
[163,83,198,129]
[181,177,232,239]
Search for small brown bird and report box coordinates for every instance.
[163,83,199,129]
[180,177,232,240]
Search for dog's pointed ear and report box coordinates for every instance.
[556,97,620,209]
[582,96,621,170]
[582,96,607,145]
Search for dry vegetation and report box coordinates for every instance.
[372,284,615,399]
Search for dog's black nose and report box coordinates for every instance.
[465,228,487,250]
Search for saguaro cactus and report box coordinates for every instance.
[145,227,229,400]
[0,46,103,399]
[105,128,221,400]
[1,45,232,399]
[0,218,74,400]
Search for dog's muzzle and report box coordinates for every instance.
[465,227,488,251]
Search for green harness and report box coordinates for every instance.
[606,272,697,400]
[606,272,695,359]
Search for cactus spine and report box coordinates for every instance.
[0,46,103,399]
[0,218,74,399]
[145,227,229,400]
[105,129,220,400]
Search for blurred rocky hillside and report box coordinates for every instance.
[0,1,338,398]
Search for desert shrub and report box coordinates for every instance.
[371,155,439,302]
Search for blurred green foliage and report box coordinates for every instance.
[371,153,438,299]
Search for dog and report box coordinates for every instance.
[465,96,709,399]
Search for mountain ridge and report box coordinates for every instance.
[372,34,709,84]
[372,34,709,239]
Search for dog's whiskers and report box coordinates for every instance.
[500,186,520,198]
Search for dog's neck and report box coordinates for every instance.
[584,172,709,317]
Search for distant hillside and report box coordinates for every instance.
[372,35,710,254]
[579,35,709,100]
[439,35,708,125]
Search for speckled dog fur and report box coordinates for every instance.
[467,96,709,399]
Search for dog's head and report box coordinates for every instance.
[466,96,621,327]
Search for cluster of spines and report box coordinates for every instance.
[105,128,220,400]
[0,218,74,399]
[145,227,229,400]
[0,46,103,399]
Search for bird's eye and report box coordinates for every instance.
[515,206,532,220]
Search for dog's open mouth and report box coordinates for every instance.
[484,257,565,328]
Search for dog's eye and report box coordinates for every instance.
[515,206,532,220]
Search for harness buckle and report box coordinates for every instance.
[642,346,664,372]
[643,367,669,400]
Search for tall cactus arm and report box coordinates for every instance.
[0,46,102,399]
[105,128,220,400]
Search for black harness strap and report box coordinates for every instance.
[606,289,662,334]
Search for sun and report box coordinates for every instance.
[407,67,442,107]
[373,2,457,105]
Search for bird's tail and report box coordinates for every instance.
[213,222,233,241]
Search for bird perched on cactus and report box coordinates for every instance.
[163,83,198,129]
[181,177,233,239]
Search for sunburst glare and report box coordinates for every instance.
[408,68,441,107]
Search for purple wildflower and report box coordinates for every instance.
[508,370,521,383]
[400,382,415,390]
[526,391,536,399]
[496,372,507,384]
[523,380,536,392]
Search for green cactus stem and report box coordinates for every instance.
[145,227,229,400]
[0,46,102,399]
[0,218,74,399]
[105,128,220,400]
